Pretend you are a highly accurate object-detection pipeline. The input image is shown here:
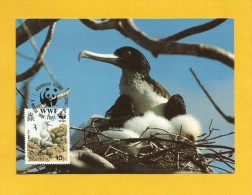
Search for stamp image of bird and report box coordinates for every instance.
[16,19,234,174]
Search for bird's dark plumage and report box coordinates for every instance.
[144,76,170,99]
[113,46,151,76]
[78,46,184,121]
[105,95,135,118]
[164,94,186,120]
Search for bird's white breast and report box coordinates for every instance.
[120,72,168,115]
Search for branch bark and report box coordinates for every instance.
[190,68,234,124]
[16,86,29,108]
[163,42,234,68]
[16,19,59,47]
[79,19,120,30]
[161,19,227,42]
[79,19,127,36]
[119,19,234,69]
[16,22,56,82]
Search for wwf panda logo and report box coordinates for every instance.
[57,110,66,119]
[40,87,58,107]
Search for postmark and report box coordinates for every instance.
[25,108,70,164]
[30,82,69,109]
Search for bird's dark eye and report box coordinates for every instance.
[122,51,131,58]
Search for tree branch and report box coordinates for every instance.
[17,165,42,174]
[206,164,232,173]
[16,51,35,62]
[198,119,219,141]
[163,42,234,68]
[16,22,56,83]
[119,19,234,68]
[79,19,120,30]
[199,132,234,142]
[16,86,29,108]
[161,19,227,42]
[190,68,234,124]
[79,19,127,36]
[16,83,29,149]
[16,19,59,47]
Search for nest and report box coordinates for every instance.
[71,117,235,174]
[17,117,234,174]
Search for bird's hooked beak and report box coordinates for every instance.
[78,50,120,67]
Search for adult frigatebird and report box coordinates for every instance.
[78,46,186,121]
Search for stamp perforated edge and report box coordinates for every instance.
[24,108,70,165]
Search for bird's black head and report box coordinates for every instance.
[164,94,186,120]
[78,46,151,76]
[114,47,151,76]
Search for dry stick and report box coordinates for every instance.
[119,19,234,68]
[196,144,234,151]
[16,22,56,83]
[190,158,210,173]
[204,154,234,165]
[16,51,35,62]
[79,19,120,30]
[200,150,234,157]
[17,165,42,174]
[139,126,174,139]
[162,19,227,42]
[204,153,235,164]
[79,19,126,36]
[199,132,234,142]
[197,119,219,142]
[190,68,234,124]
[206,148,235,170]
[70,125,117,140]
[17,155,25,161]
[205,149,231,166]
[167,42,234,68]
[16,86,29,108]
[16,146,25,153]
[214,158,234,170]
[220,156,235,164]
[207,164,232,173]
[16,19,59,47]
[195,149,212,173]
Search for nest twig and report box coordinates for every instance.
[69,117,234,174]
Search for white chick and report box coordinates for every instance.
[170,114,202,142]
[79,114,139,140]
[123,111,175,138]
[123,111,202,142]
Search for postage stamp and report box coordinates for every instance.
[24,108,70,164]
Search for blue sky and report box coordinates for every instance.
[16,19,234,172]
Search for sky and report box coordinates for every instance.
[16,19,234,172]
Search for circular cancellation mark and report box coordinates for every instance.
[30,82,69,111]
